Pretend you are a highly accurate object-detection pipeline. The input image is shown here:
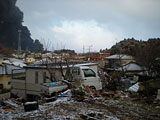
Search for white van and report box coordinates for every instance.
[70,66,102,90]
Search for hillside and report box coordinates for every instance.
[108,38,160,56]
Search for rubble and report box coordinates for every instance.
[24,101,39,112]
[128,83,139,92]
[156,89,160,100]
[0,89,160,119]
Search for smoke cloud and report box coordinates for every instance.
[0,0,43,51]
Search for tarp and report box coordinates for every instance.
[128,83,139,92]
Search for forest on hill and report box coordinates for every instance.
[106,38,160,76]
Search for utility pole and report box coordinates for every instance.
[87,45,93,61]
[83,45,85,54]
[88,45,93,53]
[18,30,21,53]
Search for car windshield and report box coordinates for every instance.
[82,69,96,77]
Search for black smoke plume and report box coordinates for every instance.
[0,0,43,51]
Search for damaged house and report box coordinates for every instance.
[11,64,67,99]
[11,62,102,100]
[104,54,135,69]
[104,54,146,88]
[0,62,25,99]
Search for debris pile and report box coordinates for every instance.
[0,88,160,120]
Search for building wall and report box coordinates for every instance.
[11,78,42,98]
[26,68,63,84]
[11,79,26,98]
[0,75,11,89]
[0,59,4,64]
[11,67,64,98]
[0,73,25,90]
[87,52,110,62]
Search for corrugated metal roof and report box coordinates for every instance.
[75,63,98,67]
[3,58,26,67]
[6,64,25,74]
[25,62,97,69]
[33,58,53,64]
[105,54,134,60]
[119,62,144,71]
[0,64,25,75]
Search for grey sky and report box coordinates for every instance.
[16,0,160,52]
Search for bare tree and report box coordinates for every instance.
[42,53,73,82]
[41,38,53,51]
[135,40,160,77]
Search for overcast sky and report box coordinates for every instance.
[16,0,160,53]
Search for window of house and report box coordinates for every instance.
[0,84,3,89]
[43,72,46,83]
[35,71,38,84]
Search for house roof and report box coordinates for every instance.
[104,54,134,60]
[25,63,64,69]
[117,62,145,72]
[74,63,98,67]
[33,58,53,64]
[0,64,25,75]
[25,62,97,69]
[42,52,57,57]
[2,58,26,67]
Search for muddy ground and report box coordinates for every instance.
[1,94,160,120]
